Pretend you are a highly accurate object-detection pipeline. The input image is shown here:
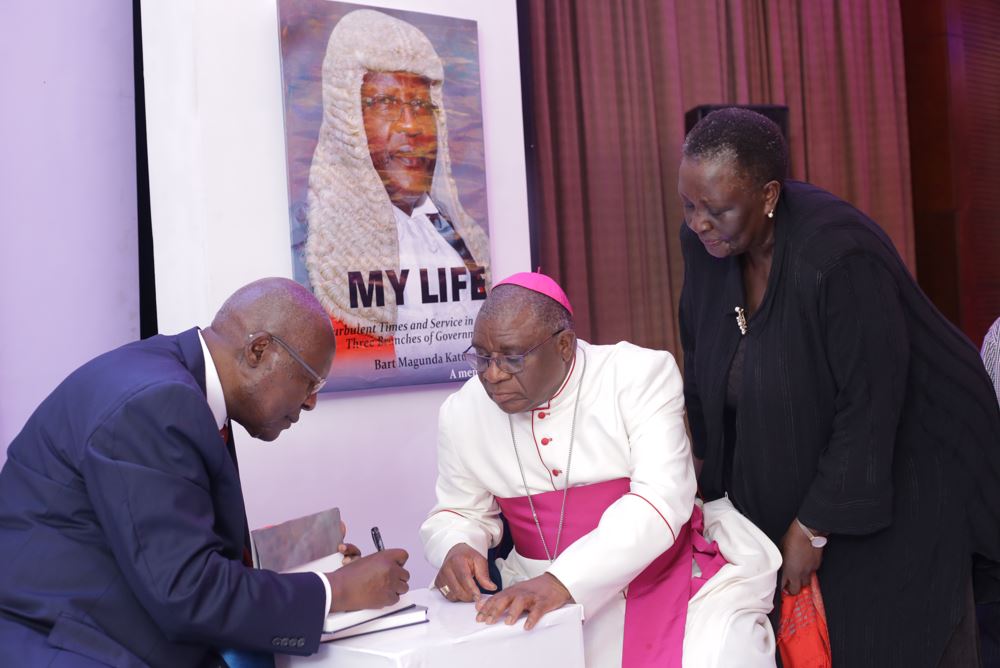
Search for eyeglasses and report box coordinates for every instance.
[362,94,439,121]
[462,329,565,375]
[249,332,327,395]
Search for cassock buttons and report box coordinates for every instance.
[552,468,561,476]
[537,411,547,419]
[541,437,551,445]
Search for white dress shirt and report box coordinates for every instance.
[197,330,332,617]
[982,317,1000,402]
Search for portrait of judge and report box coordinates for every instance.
[302,8,492,374]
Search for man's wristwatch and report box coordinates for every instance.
[796,519,828,548]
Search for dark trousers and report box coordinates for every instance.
[771,575,982,667]
[937,577,982,667]
[978,602,1000,668]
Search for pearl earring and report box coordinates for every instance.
[767,210,774,219]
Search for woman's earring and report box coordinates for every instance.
[767,210,774,219]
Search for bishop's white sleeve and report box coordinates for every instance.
[420,394,504,568]
[547,347,696,620]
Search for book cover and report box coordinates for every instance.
[250,507,343,572]
[323,592,422,634]
[322,603,429,642]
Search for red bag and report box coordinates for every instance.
[776,573,832,668]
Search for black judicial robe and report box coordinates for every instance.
[679,180,1000,667]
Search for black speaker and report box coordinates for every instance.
[684,104,789,140]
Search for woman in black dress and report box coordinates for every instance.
[677,107,1000,667]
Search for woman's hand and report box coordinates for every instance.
[779,518,824,595]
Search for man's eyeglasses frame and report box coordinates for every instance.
[248,332,327,395]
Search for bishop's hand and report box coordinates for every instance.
[434,543,497,602]
[474,572,572,630]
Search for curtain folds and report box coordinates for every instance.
[522,0,913,352]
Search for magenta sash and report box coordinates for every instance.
[496,478,727,668]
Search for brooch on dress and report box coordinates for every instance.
[734,306,748,336]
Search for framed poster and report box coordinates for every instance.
[139,0,526,585]
[140,0,529,389]
[278,1,492,391]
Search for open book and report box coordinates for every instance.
[250,508,428,641]
[322,593,428,641]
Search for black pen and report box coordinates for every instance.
[371,526,385,552]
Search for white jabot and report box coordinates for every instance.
[197,329,332,618]
[393,196,478,362]
[394,196,463,267]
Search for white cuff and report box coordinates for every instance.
[313,570,332,616]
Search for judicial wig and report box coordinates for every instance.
[305,9,491,332]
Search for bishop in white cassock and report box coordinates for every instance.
[420,272,782,668]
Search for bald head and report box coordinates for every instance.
[211,277,333,348]
[204,278,336,441]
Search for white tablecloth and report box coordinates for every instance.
[278,587,585,668]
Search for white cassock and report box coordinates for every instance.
[420,340,781,668]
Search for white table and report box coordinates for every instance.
[278,587,585,668]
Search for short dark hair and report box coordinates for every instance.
[478,285,573,335]
[682,107,788,187]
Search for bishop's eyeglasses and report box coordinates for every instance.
[462,329,565,375]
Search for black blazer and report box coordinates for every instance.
[680,181,1000,666]
[0,328,325,667]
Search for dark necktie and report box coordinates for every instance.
[219,423,253,568]
[217,422,275,668]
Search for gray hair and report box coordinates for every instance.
[682,107,788,187]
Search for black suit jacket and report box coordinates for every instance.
[0,328,325,667]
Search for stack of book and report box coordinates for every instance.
[322,594,429,641]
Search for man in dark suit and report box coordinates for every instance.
[0,277,410,667]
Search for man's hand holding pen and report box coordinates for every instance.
[324,525,409,613]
